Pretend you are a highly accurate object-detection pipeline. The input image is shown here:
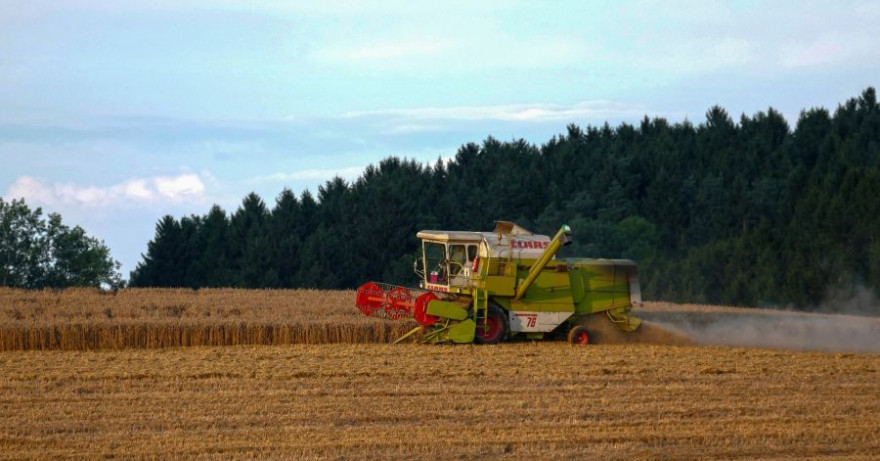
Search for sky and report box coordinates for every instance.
[2,0,879,277]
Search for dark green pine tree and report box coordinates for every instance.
[307,177,357,289]
[230,193,275,288]
[270,189,302,287]
[178,215,203,288]
[130,215,185,287]
[190,205,233,287]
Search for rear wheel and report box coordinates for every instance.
[474,305,508,345]
[568,325,590,345]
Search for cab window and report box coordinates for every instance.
[424,242,445,274]
[448,244,466,276]
[467,245,478,262]
[449,245,467,264]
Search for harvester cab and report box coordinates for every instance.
[356,221,643,345]
[416,233,481,290]
[416,237,479,288]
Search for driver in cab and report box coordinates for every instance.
[448,245,467,278]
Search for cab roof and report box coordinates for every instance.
[416,230,484,243]
[416,221,543,244]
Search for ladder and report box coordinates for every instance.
[472,239,493,334]
[473,286,488,334]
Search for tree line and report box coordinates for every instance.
[130,88,880,311]
[0,198,122,289]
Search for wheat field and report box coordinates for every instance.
[1,343,878,459]
[1,288,879,458]
[2,287,878,353]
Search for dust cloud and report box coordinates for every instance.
[636,309,880,353]
[575,314,695,346]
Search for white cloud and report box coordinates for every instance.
[5,173,209,208]
[124,180,153,200]
[342,100,650,124]
[6,176,56,205]
[779,33,880,68]
[384,123,446,134]
[311,34,592,73]
[251,167,365,184]
[155,174,205,198]
[623,37,755,76]
[314,39,453,62]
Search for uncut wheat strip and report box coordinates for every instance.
[0,287,405,350]
[0,319,416,351]
[0,288,361,326]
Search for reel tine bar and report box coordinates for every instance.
[355,282,426,320]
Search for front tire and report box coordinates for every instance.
[474,305,508,345]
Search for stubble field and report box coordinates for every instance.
[1,288,879,459]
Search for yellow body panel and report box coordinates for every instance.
[426,300,470,320]
[510,270,575,312]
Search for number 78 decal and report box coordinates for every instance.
[510,311,574,333]
[514,313,538,328]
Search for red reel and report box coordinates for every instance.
[413,292,439,326]
[355,282,386,316]
[385,286,414,320]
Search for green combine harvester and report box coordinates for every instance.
[355,221,643,344]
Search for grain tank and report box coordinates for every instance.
[355,221,642,344]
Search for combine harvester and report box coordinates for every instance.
[355,222,644,344]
